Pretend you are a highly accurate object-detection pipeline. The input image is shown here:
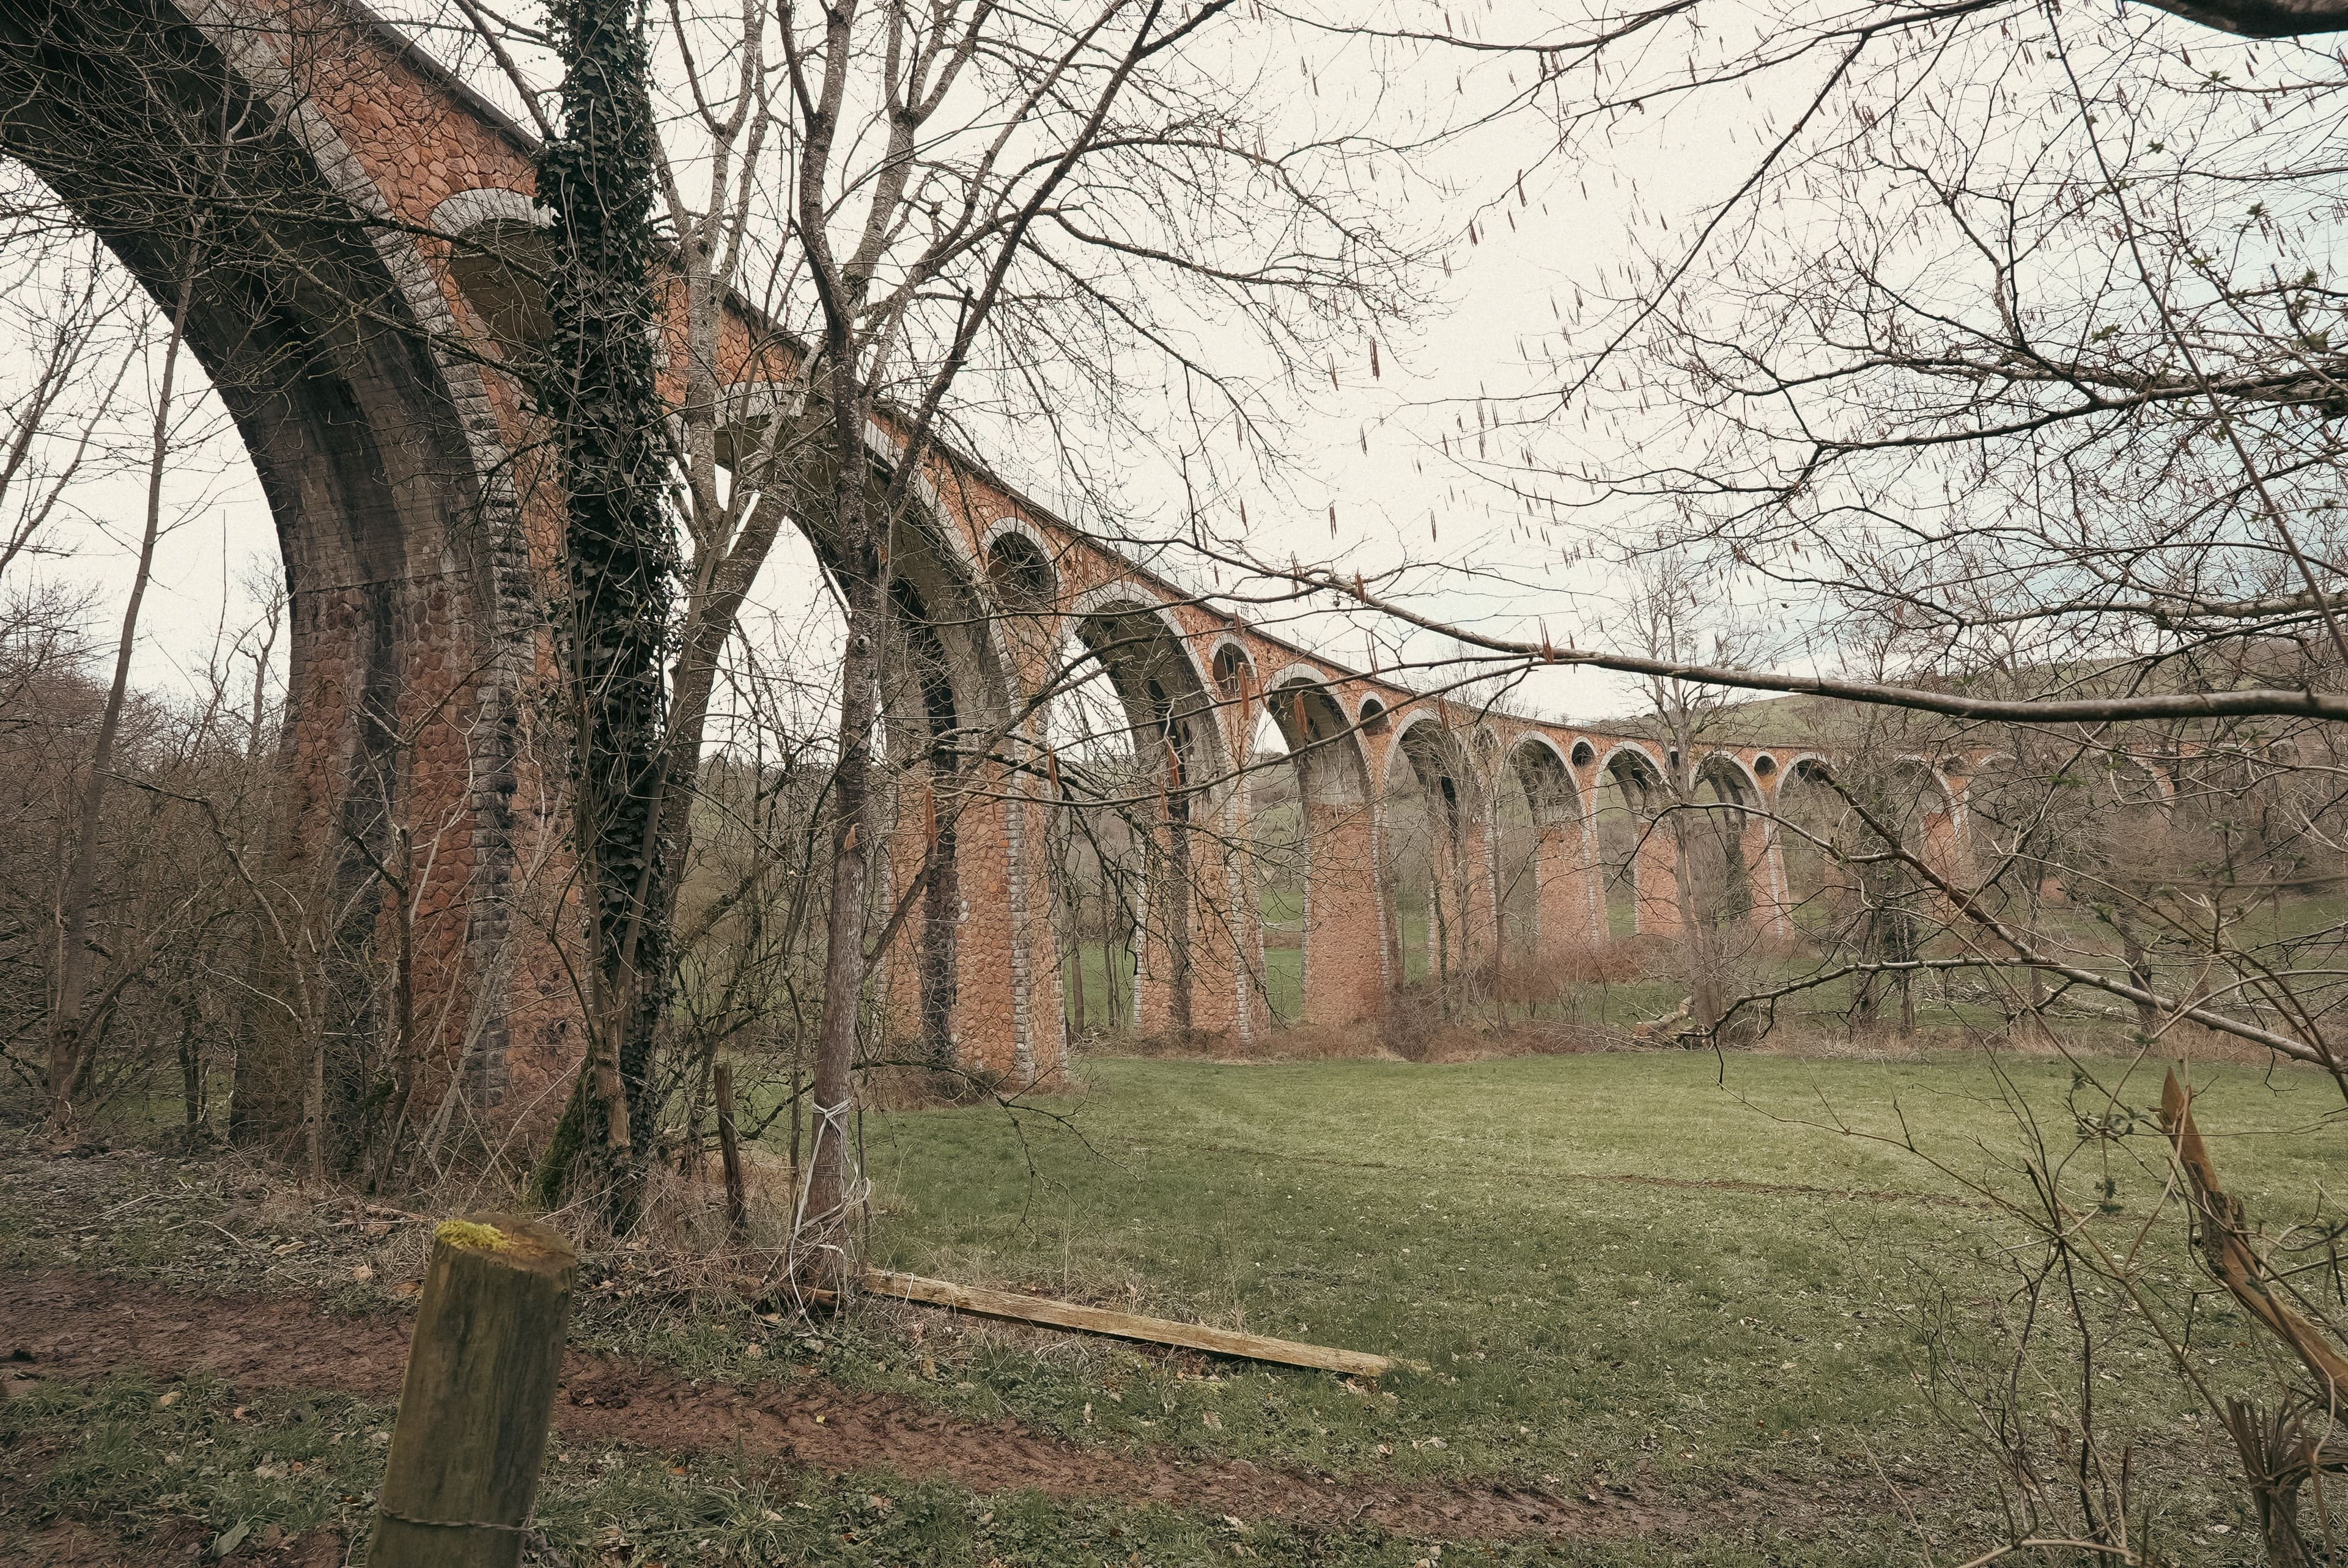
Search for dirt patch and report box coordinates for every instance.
[6,1517,341,1567]
[0,1270,1821,1544]
[13,1522,175,1568]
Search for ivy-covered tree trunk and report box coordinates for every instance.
[535,0,673,1223]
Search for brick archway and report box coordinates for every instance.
[1263,673,1377,1029]
[1497,735,1594,978]
[1063,592,1235,1042]
[0,0,538,1157]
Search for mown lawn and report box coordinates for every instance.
[845,1050,2342,1554]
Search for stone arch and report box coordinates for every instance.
[954,518,1063,729]
[873,562,983,1075]
[1063,589,1224,783]
[1697,753,1761,802]
[563,304,1058,1081]
[707,379,807,471]
[1884,757,1961,871]
[1208,636,1255,701]
[1489,736,1592,994]
[1972,751,2103,924]
[1468,724,1505,792]
[430,183,548,345]
[1772,756,1847,924]
[1059,589,1241,1039]
[1261,669,1378,1028]
[855,455,1032,793]
[1589,743,1671,937]
[683,402,1055,1076]
[1889,755,1957,809]
[1597,741,1667,797]
[1379,714,1492,999]
[1264,666,1372,806]
[1686,753,1762,930]
[430,185,539,234]
[0,0,539,1155]
[1780,751,1833,776]
[1390,712,1483,836]
[1838,756,1955,1028]
[1509,735,1581,827]
[979,520,1060,614]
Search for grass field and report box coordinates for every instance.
[843,1050,2338,1554]
[10,1048,2339,1565]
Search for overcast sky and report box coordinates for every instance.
[7,0,2195,730]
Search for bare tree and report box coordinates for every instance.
[43,246,200,1135]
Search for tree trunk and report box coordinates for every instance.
[634,490,794,1151]
[802,385,882,1289]
[177,988,205,1139]
[1670,813,1727,1034]
[714,1062,747,1237]
[1430,872,1452,1018]
[1159,797,1194,1036]
[920,768,961,1071]
[2026,881,2049,1025]
[787,1044,803,1192]
[534,0,674,1225]
[2218,1399,2330,1568]
[2122,926,2159,1037]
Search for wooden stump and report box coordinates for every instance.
[367,1214,577,1567]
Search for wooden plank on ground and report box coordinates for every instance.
[860,1268,1427,1378]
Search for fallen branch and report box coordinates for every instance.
[2161,1069,2348,1400]
[861,1268,1427,1378]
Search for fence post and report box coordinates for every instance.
[368,1214,576,1567]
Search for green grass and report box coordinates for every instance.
[1606,886,1637,940]
[1266,942,1302,1022]
[1064,940,1139,1032]
[10,1374,1464,1568]
[1064,938,1304,1026]
[1395,905,1430,985]
[12,1052,2338,1564]
[1,1356,1914,1566]
[846,1051,2338,1550]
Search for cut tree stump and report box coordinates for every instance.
[368,1214,577,1567]
[862,1268,1425,1377]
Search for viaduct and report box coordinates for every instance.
[0,0,1996,1115]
